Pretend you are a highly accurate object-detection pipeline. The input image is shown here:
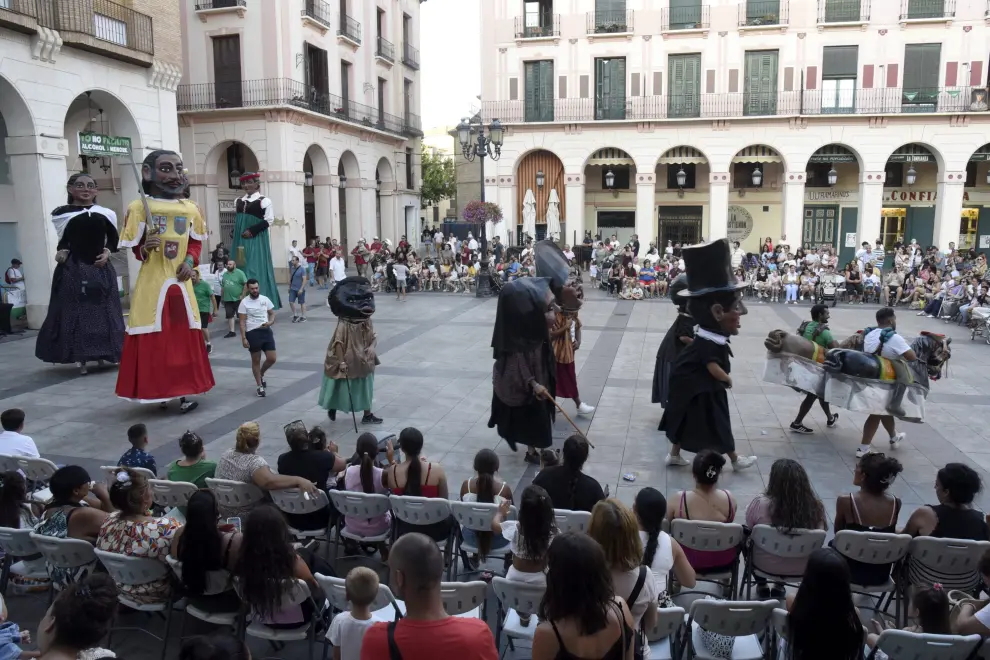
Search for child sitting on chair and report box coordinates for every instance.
[328,567,379,660]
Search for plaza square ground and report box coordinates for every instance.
[0,283,989,658]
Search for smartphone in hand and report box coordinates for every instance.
[226,517,242,533]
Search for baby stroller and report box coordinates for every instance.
[816,274,840,307]
[970,307,990,344]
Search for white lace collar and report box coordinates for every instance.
[695,327,728,345]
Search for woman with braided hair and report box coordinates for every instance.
[633,487,695,599]
[532,434,605,513]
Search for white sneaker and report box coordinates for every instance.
[732,455,757,470]
[577,403,596,416]
[855,444,876,458]
[889,432,905,450]
[665,453,690,467]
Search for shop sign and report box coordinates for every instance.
[980,235,990,249]
[727,205,754,243]
[805,190,853,201]
[78,132,132,158]
[884,190,937,202]
[887,153,932,163]
[219,200,236,212]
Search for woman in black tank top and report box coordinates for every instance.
[902,463,989,541]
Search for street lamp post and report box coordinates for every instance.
[457,116,504,298]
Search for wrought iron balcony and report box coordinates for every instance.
[403,43,419,70]
[740,0,788,26]
[817,0,870,22]
[0,0,40,32]
[586,9,633,34]
[195,0,247,10]
[376,36,395,63]
[337,13,361,44]
[661,4,709,31]
[302,0,331,28]
[31,0,155,63]
[514,13,560,39]
[403,112,423,138]
[900,0,955,20]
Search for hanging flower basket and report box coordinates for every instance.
[463,200,503,225]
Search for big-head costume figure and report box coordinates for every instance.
[115,150,215,413]
[660,240,756,470]
[230,172,281,309]
[319,277,382,424]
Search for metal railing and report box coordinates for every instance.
[586,9,633,34]
[195,0,246,10]
[337,13,361,43]
[176,78,422,139]
[0,0,39,20]
[514,13,560,38]
[403,43,419,69]
[302,0,331,27]
[37,0,154,55]
[404,112,423,137]
[900,0,954,19]
[817,0,870,22]
[740,0,788,26]
[376,35,395,62]
[481,87,989,123]
[525,96,555,122]
[660,4,709,31]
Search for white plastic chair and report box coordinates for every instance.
[646,606,686,660]
[9,456,58,503]
[449,500,514,579]
[553,508,592,534]
[685,599,775,660]
[270,488,332,541]
[238,578,319,660]
[315,573,403,628]
[166,555,238,631]
[492,577,545,659]
[743,525,827,598]
[29,533,96,600]
[205,478,265,514]
[770,607,789,649]
[670,519,746,599]
[148,479,198,509]
[831,530,913,624]
[0,527,43,594]
[102,465,157,483]
[866,629,982,660]
[0,456,17,473]
[440,580,488,619]
[327,491,391,563]
[94,549,175,660]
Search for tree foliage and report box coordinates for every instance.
[420,149,456,208]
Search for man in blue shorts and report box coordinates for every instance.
[238,279,277,397]
[287,255,307,323]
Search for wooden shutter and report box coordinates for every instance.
[668,53,700,117]
[524,61,554,121]
[670,0,702,28]
[595,58,626,119]
[212,35,242,107]
[903,44,940,90]
[745,50,778,115]
[972,61,984,87]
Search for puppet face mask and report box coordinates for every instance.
[329,279,376,319]
[711,293,747,336]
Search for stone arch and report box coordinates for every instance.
[516,149,565,228]
[375,156,394,184]
[0,74,35,138]
[883,142,945,172]
[654,145,711,171]
[303,143,331,177]
[303,144,331,242]
[729,144,785,189]
[203,139,262,191]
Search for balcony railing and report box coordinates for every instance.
[337,13,361,43]
[35,0,154,56]
[900,0,954,20]
[481,87,989,123]
[302,0,331,28]
[403,43,419,69]
[376,35,395,62]
[195,0,247,10]
[404,112,423,137]
[817,0,870,22]
[0,0,39,22]
[740,0,788,26]
[586,9,633,34]
[176,78,421,139]
[525,96,555,122]
[514,14,560,38]
[661,4,709,31]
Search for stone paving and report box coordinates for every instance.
[1,280,989,658]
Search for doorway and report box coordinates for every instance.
[596,210,635,245]
[802,205,838,251]
[212,35,242,107]
[657,206,702,248]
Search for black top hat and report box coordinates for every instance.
[677,239,748,298]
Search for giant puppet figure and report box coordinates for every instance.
[36,173,125,373]
[115,150,215,413]
[230,172,281,309]
[660,240,757,470]
[319,277,383,425]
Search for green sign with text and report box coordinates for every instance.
[78,132,132,158]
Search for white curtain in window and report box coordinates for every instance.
[822,79,854,110]
[94,14,128,46]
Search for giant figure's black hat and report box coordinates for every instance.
[533,240,569,293]
[677,239,748,298]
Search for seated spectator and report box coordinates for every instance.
[745,459,827,598]
[232,505,329,629]
[117,423,157,475]
[167,431,217,488]
[169,490,239,610]
[834,453,903,586]
[588,499,658,638]
[340,433,394,550]
[384,428,450,542]
[633,487,695,600]
[532,434,605,513]
[0,470,46,593]
[36,574,119,660]
[781,548,864,660]
[328,567,378,660]
[666,450,740,572]
[459,448,513,559]
[214,422,317,518]
[361,533,497,660]
[0,409,39,458]
[35,466,112,590]
[491,485,557,594]
[532,532,635,660]
[870,584,951,649]
[903,463,990,591]
[277,426,346,533]
[308,426,328,451]
[952,551,990,635]
[0,471,39,529]
[179,633,250,660]
[96,468,179,605]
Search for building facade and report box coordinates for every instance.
[481,0,990,264]
[178,0,424,280]
[0,0,182,327]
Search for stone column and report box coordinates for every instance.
[379,186,396,242]
[6,135,69,329]
[360,181,377,241]
[781,172,807,247]
[858,171,886,248]
[564,173,585,247]
[496,174,515,246]
[329,175,341,242]
[343,180,363,246]
[263,176,305,283]
[312,175,333,240]
[935,172,967,250]
[709,172,731,240]
[635,172,657,246]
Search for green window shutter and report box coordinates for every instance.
[668,53,700,117]
[825,0,860,22]
[525,60,554,121]
[747,0,780,24]
[595,58,626,120]
[822,45,858,78]
[907,0,945,19]
[745,50,778,116]
[670,0,701,28]
[903,43,940,107]
[596,0,625,12]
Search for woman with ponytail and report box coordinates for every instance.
[385,427,451,542]
[633,487,695,602]
[533,434,605,513]
[342,432,394,542]
[459,449,514,559]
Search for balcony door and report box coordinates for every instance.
[523,1,553,37]
[821,45,857,114]
[744,50,778,116]
[595,57,626,120]
[304,43,329,111]
[524,60,554,122]
[903,43,941,111]
[670,0,702,29]
[668,53,700,118]
[212,35,242,108]
[824,0,861,22]
[906,0,945,19]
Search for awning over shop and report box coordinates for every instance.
[888,144,934,163]
[970,144,990,162]
[658,146,708,165]
[731,145,782,164]
[808,144,857,164]
[587,148,635,167]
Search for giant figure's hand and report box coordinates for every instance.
[94,249,110,268]
[144,236,162,251]
[241,230,253,239]
[176,263,194,282]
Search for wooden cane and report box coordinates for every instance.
[542,393,596,449]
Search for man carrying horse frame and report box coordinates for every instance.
[857,307,917,458]
[789,304,840,435]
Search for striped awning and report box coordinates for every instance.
[808,144,857,164]
[659,146,708,165]
[732,145,782,164]
[888,143,934,163]
[970,144,990,162]
[587,147,635,167]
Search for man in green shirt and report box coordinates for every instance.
[166,430,217,488]
[191,268,217,354]
[790,303,840,434]
[220,259,247,338]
